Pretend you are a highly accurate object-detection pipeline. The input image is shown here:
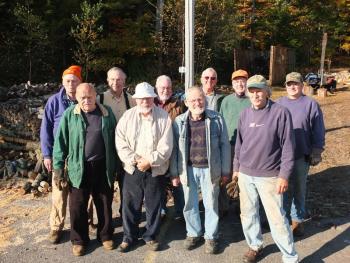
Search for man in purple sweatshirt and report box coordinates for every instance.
[234,75,298,263]
[40,65,82,244]
[277,72,325,237]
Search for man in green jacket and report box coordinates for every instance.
[53,83,117,256]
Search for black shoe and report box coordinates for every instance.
[117,241,131,253]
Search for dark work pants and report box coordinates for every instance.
[69,159,113,245]
[116,157,125,216]
[122,168,162,243]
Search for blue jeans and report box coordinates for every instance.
[182,166,219,240]
[283,158,310,223]
[238,172,298,263]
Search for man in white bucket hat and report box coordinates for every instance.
[115,82,173,252]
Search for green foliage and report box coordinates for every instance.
[70,0,103,81]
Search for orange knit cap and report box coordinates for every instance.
[62,65,82,81]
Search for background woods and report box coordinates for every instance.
[0,0,349,86]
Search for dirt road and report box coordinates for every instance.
[0,87,349,262]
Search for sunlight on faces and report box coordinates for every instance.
[156,78,172,102]
[232,77,247,95]
[136,97,154,114]
[62,74,81,99]
[248,87,268,109]
[185,87,206,116]
[286,81,303,99]
[76,83,97,113]
[201,68,217,94]
[107,70,126,95]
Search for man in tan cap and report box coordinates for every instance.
[234,75,298,263]
[115,82,173,252]
[277,72,325,237]
[40,65,82,244]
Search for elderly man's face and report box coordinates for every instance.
[107,70,125,95]
[76,84,97,113]
[136,97,154,114]
[286,81,303,99]
[62,74,81,99]
[201,70,217,94]
[185,88,205,116]
[248,88,268,109]
[156,79,172,102]
[232,77,247,96]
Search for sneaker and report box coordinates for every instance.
[72,244,85,256]
[183,236,201,250]
[205,239,218,254]
[291,221,304,237]
[117,241,131,253]
[102,240,115,250]
[48,230,62,244]
[146,240,160,251]
[243,247,263,263]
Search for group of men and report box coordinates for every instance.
[40,65,325,263]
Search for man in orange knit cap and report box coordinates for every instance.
[40,65,82,243]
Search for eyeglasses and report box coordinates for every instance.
[187,98,204,104]
[204,76,216,81]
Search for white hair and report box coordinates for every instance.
[155,75,172,88]
[107,67,126,79]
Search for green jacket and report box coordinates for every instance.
[219,94,251,145]
[53,103,117,188]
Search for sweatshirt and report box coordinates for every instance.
[276,95,325,159]
[233,100,295,179]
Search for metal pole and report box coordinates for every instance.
[185,0,194,90]
[320,32,327,86]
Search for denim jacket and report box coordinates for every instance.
[170,109,231,185]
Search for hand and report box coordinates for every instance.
[171,176,181,187]
[136,157,151,172]
[53,169,66,191]
[44,158,52,172]
[220,176,230,186]
[276,177,288,194]
[310,152,322,166]
[232,171,239,181]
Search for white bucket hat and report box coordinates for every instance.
[132,82,157,99]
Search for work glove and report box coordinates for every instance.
[226,176,239,200]
[53,169,67,191]
[310,148,323,166]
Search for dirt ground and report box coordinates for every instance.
[0,85,349,262]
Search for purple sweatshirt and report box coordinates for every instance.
[276,95,325,159]
[40,87,76,158]
[233,100,295,179]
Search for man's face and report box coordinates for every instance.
[201,70,217,94]
[62,74,81,99]
[286,81,303,98]
[248,88,268,109]
[76,84,97,113]
[156,79,173,102]
[232,77,247,95]
[136,97,154,114]
[185,89,205,116]
[107,70,126,94]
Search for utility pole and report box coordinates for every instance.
[320,32,328,86]
[184,0,194,90]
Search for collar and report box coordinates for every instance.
[73,102,109,116]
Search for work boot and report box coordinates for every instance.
[291,221,304,237]
[243,247,263,263]
[146,240,160,251]
[117,241,131,253]
[183,236,201,250]
[204,239,218,254]
[72,245,85,256]
[102,240,115,250]
[48,230,62,244]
